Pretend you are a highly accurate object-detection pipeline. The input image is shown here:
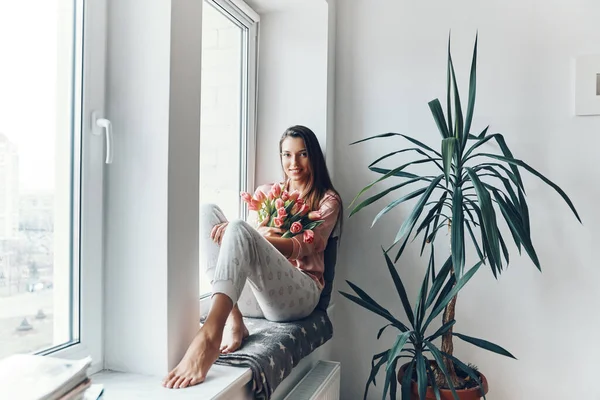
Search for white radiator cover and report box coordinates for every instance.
[283,360,340,400]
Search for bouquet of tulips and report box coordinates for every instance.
[241,183,324,243]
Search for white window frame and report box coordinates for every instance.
[199,0,259,309]
[38,0,107,375]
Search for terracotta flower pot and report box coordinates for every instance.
[397,361,489,400]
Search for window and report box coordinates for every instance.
[199,0,258,296]
[0,0,106,369]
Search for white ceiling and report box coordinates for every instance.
[244,0,324,13]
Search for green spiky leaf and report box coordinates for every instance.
[383,249,415,327]
[453,332,517,359]
[442,137,457,186]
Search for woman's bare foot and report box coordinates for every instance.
[162,329,221,389]
[220,320,249,354]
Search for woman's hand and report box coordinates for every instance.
[211,222,229,245]
[256,219,293,258]
[256,218,283,238]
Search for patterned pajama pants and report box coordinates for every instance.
[200,204,322,322]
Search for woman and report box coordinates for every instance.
[163,125,342,389]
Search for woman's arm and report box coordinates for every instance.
[289,193,340,259]
[265,237,294,259]
[256,223,294,258]
[256,218,294,258]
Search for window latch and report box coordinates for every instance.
[92,111,113,164]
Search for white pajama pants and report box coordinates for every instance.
[200,204,322,322]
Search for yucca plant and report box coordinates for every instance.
[340,35,581,400]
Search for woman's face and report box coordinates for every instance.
[281,137,311,186]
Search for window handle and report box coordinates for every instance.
[92,111,113,164]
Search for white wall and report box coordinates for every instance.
[104,0,171,374]
[253,1,329,185]
[325,0,336,180]
[331,1,600,399]
[104,0,201,376]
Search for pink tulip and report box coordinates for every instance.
[277,207,287,217]
[303,229,315,244]
[254,190,267,204]
[273,217,284,228]
[288,190,300,203]
[296,198,304,206]
[268,191,275,201]
[291,204,300,215]
[290,221,302,234]
[308,210,322,220]
[275,198,285,209]
[272,183,281,197]
[240,191,253,204]
[248,199,260,211]
[299,204,309,216]
[281,191,290,201]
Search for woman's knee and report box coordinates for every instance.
[200,203,221,216]
[226,219,253,237]
[200,204,227,229]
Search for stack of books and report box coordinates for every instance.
[0,354,100,400]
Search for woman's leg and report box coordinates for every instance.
[199,204,263,355]
[163,205,252,389]
[213,221,321,322]
[219,283,265,353]
[165,218,321,389]
[200,204,263,315]
[163,293,232,389]
[211,219,322,322]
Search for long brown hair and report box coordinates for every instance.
[279,125,343,238]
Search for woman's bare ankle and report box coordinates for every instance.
[220,311,249,353]
[227,305,245,326]
[199,320,225,345]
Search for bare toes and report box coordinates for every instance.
[166,376,179,389]
[163,371,175,386]
[179,375,190,388]
[177,376,189,388]
[171,376,180,389]
[190,376,203,386]
[179,377,192,388]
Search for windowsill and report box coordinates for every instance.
[92,303,335,399]
[91,364,253,399]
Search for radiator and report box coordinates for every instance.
[283,361,341,400]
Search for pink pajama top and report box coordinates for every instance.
[252,183,341,289]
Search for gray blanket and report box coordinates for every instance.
[215,310,333,399]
